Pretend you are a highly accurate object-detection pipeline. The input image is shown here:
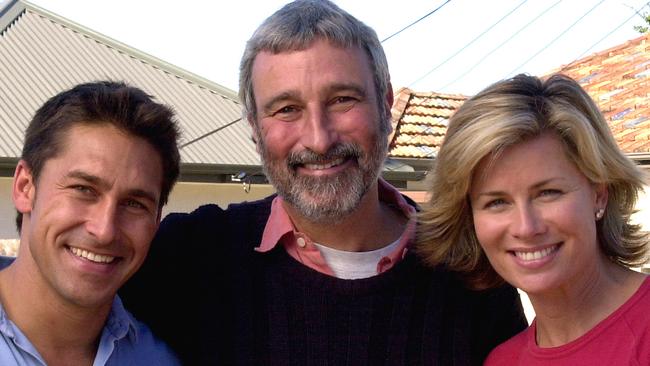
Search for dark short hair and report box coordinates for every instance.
[16,81,181,231]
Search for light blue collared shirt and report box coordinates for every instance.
[0,257,180,366]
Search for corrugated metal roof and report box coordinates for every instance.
[0,0,260,167]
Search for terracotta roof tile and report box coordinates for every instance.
[550,33,650,153]
[389,33,650,159]
[389,88,466,158]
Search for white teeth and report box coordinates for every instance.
[304,157,345,170]
[69,247,115,264]
[514,246,557,261]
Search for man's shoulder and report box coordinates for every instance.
[110,299,181,365]
[0,256,14,271]
[223,194,276,214]
[166,194,276,221]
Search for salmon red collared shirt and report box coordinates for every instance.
[254,179,416,277]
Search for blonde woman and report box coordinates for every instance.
[418,74,650,365]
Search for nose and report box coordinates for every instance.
[512,203,546,239]
[300,107,338,154]
[85,200,118,245]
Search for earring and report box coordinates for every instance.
[595,208,605,220]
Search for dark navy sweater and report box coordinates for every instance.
[121,195,527,365]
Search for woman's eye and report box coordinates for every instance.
[485,198,506,209]
[539,189,562,198]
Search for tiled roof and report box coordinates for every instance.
[388,87,467,158]
[0,1,259,170]
[389,32,650,159]
[550,33,650,154]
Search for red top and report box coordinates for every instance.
[486,276,650,365]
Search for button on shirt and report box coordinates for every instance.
[255,178,416,276]
[0,257,180,366]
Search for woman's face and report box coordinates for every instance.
[469,133,608,296]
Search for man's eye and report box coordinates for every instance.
[124,199,146,210]
[333,96,354,103]
[329,96,358,112]
[72,185,94,195]
[271,105,301,121]
[274,105,298,115]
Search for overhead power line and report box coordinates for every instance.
[560,1,650,72]
[506,0,605,77]
[180,117,242,149]
[440,0,563,91]
[381,0,452,43]
[408,0,529,88]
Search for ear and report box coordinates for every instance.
[13,160,36,214]
[594,183,608,211]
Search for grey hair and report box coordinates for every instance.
[239,0,391,135]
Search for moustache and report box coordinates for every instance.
[287,143,363,169]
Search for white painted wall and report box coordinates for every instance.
[0,177,275,240]
[0,178,16,239]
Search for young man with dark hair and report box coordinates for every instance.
[1,81,181,365]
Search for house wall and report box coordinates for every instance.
[0,178,275,240]
[0,178,16,239]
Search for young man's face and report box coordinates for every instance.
[250,39,391,222]
[13,123,163,310]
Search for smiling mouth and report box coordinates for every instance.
[513,244,559,261]
[302,157,346,170]
[69,246,116,264]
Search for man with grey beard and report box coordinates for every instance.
[121,1,527,364]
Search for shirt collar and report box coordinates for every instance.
[255,178,416,253]
[104,295,138,343]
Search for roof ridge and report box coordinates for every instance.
[554,33,650,73]
[19,0,240,102]
[0,0,24,35]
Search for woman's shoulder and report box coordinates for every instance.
[484,326,530,366]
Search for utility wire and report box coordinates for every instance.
[381,0,452,43]
[180,117,242,148]
[440,0,563,91]
[506,0,605,77]
[408,0,529,88]
[559,1,650,72]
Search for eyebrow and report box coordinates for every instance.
[324,83,367,98]
[66,170,159,205]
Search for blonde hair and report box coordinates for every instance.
[417,74,647,289]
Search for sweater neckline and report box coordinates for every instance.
[267,246,434,296]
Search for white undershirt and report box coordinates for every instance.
[313,238,402,279]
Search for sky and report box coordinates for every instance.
[14,0,650,96]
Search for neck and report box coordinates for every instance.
[0,254,111,365]
[530,258,645,347]
[285,181,408,252]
